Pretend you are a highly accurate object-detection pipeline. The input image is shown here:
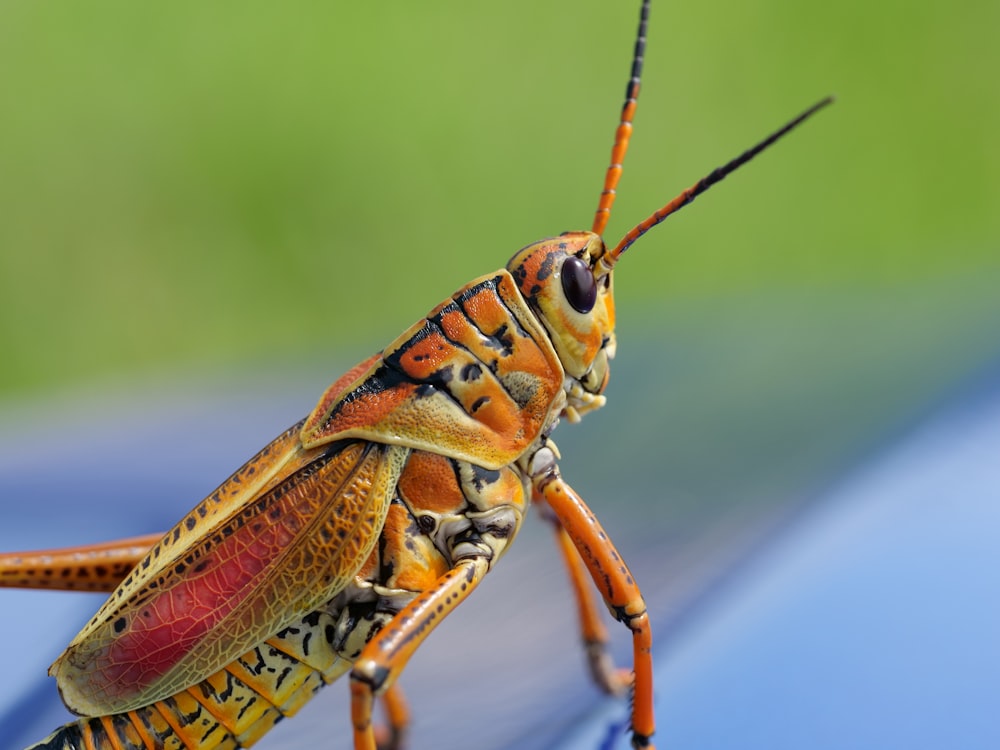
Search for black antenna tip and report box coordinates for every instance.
[691,95,835,199]
[610,95,834,259]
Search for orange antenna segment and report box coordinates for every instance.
[609,95,834,262]
[592,0,650,237]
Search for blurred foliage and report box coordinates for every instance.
[0,0,997,481]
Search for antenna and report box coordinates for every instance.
[591,0,650,237]
[609,96,834,262]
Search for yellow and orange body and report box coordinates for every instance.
[6,233,655,750]
[1,0,832,746]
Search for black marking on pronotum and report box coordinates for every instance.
[453,275,501,307]
[445,281,533,362]
[456,275,534,344]
[387,319,438,363]
[413,383,435,399]
[328,363,412,423]
[460,362,483,381]
[431,366,454,385]
[484,323,515,357]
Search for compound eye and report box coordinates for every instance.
[561,255,597,314]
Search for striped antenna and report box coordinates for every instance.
[608,96,834,263]
[591,0,650,237]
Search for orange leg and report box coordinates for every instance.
[373,682,410,750]
[533,452,655,749]
[1,531,412,745]
[350,557,489,750]
[546,515,633,696]
[0,532,162,592]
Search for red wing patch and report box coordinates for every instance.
[51,441,407,715]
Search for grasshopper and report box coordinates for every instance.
[0,0,830,747]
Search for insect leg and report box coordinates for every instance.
[529,445,655,749]
[544,514,633,695]
[0,532,160,592]
[349,557,489,750]
[372,683,410,750]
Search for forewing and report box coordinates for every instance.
[52,438,409,717]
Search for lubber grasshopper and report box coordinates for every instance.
[0,0,832,748]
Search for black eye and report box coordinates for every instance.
[561,255,597,314]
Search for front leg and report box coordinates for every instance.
[529,443,655,749]
[349,557,490,750]
[543,511,634,696]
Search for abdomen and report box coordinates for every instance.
[28,609,350,749]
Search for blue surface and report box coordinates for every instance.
[559,372,1000,749]
[2,364,999,749]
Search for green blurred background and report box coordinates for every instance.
[1,0,998,528]
[1,1,999,747]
